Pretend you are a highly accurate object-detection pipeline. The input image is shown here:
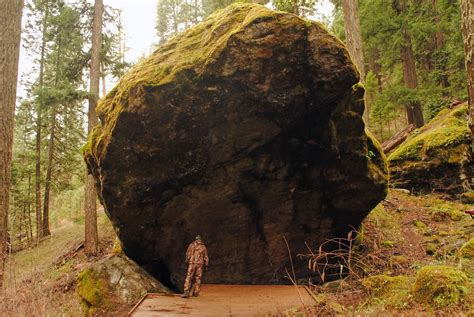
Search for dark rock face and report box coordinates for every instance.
[84,4,387,290]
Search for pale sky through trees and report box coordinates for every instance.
[104,0,334,62]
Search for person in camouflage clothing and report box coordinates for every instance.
[182,235,209,298]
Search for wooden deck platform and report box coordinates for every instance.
[129,284,315,316]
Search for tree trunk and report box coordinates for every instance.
[461,0,474,143]
[42,108,56,237]
[394,0,424,128]
[27,174,32,243]
[0,0,24,290]
[35,0,49,242]
[400,30,424,128]
[342,0,366,80]
[85,0,103,256]
[432,0,450,91]
[342,0,368,123]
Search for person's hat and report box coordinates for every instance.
[195,235,202,241]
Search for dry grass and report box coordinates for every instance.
[1,211,116,317]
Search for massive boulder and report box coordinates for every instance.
[389,104,472,195]
[84,3,387,290]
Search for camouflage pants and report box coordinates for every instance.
[184,264,204,295]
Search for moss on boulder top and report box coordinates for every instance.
[83,3,346,162]
[84,3,387,289]
[388,104,472,194]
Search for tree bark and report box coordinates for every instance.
[35,0,49,242]
[84,0,103,256]
[342,0,366,80]
[342,0,368,123]
[461,0,474,143]
[0,0,24,289]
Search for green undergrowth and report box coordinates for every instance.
[389,104,470,162]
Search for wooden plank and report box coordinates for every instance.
[129,285,314,317]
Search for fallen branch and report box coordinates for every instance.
[382,124,415,154]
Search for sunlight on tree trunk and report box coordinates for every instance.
[0,0,24,289]
[85,0,103,257]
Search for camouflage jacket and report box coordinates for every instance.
[186,240,209,266]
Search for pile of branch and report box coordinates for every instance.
[382,124,415,154]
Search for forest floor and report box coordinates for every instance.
[304,189,474,316]
[1,190,473,316]
[0,211,117,316]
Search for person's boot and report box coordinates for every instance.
[181,291,189,298]
[193,292,199,297]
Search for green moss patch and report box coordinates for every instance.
[425,242,438,255]
[363,275,413,309]
[458,238,474,259]
[76,268,114,315]
[413,265,469,307]
[389,255,409,268]
[460,191,474,204]
[381,240,395,248]
[413,219,428,231]
[389,104,470,163]
[429,203,465,222]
